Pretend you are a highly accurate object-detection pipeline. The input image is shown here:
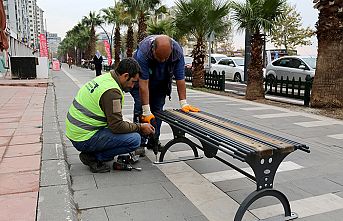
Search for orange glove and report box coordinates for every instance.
[141,104,155,123]
[180,100,200,113]
[140,114,155,123]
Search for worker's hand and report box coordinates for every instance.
[140,114,155,123]
[140,123,155,136]
[141,104,155,123]
[180,99,200,113]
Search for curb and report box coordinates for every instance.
[36,82,78,221]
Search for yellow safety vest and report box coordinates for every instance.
[65,73,124,141]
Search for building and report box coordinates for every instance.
[47,32,61,58]
[28,0,38,48]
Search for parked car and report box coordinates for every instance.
[210,57,245,82]
[184,56,193,78]
[204,53,228,72]
[265,56,316,81]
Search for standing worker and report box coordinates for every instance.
[131,35,200,155]
[65,58,155,173]
[93,50,103,76]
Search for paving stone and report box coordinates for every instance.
[214,177,255,193]
[93,168,168,188]
[74,183,171,209]
[41,143,64,160]
[0,191,38,221]
[326,173,343,186]
[37,185,77,221]
[0,155,41,173]
[0,146,6,160]
[105,197,204,221]
[5,143,42,158]
[0,128,15,137]
[14,126,42,136]
[0,171,39,195]
[291,177,343,195]
[40,160,69,186]
[297,208,343,221]
[227,182,313,209]
[42,131,61,144]
[80,208,108,221]
[66,146,79,156]
[0,136,11,147]
[9,134,41,145]
[71,175,97,191]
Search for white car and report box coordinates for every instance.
[211,57,245,82]
[265,56,316,81]
[205,53,228,71]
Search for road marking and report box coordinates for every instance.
[294,120,341,127]
[327,134,343,139]
[251,193,343,219]
[225,103,242,106]
[145,151,256,221]
[253,112,300,119]
[240,107,271,111]
[202,161,303,183]
[61,68,83,88]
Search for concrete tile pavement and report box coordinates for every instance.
[0,85,46,221]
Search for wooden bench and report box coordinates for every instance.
[155,109,310,221]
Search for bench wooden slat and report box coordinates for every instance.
[169,110,274,157]
[192,112,295,154]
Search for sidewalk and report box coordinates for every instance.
[0,84,47,221]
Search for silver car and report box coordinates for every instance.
[265,56,316,81]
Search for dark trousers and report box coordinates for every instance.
[95,68,102,76]
[130,82,166,142]
[71,128,140,161]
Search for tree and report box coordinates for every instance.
[147,19,176,38]
[311,0,343,108]
[103,4,125,67]
[122,0,162,44]
[122,0,138,58]
[230,0,286,100]
[174,0,230,87]
[214,16,234,54]
[82,12,103,60]
[270,4,315,54]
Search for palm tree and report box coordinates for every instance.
[230,0,286,100]
[122,1,138,58]
[311,0,343,108]
[174,0,230,87]
[82,11,102,60]
[102,4,125,67]
[147,19,176,37]
[122,0,162,44]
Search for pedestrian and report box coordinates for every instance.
[131,35,200,155]
[68,57,73,69]
[93,50,103,76]
[65,58,155,173]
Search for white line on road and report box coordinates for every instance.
[251,193,343,219]
[253,112,300,119]
[202,161,303,183]
[327,134,343,139]
[294,120,342,127]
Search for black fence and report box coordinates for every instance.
[185,68,225,91]
[264,75,313,106]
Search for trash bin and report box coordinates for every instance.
[10,56,38,79]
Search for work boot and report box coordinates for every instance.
[79,152,110,173]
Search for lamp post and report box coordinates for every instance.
[74,46,77,65]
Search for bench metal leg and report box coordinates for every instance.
[234,189,297,221]
[158,136,200,162]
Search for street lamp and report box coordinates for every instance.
[74,46,77,64]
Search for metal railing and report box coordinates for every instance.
[265,75,313,106]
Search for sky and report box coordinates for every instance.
[38,0,318,55]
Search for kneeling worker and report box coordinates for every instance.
[65,58,155,173]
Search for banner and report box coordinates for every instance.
[39,34,48,57]
[104,40,112,66]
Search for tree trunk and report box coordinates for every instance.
[89,27,96,60]
[114,27,121,68]
[311,4,343,108]
[245,33,265,100]
[126,25,134,58]
[192,38,206,88]
[137,13,147,44]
